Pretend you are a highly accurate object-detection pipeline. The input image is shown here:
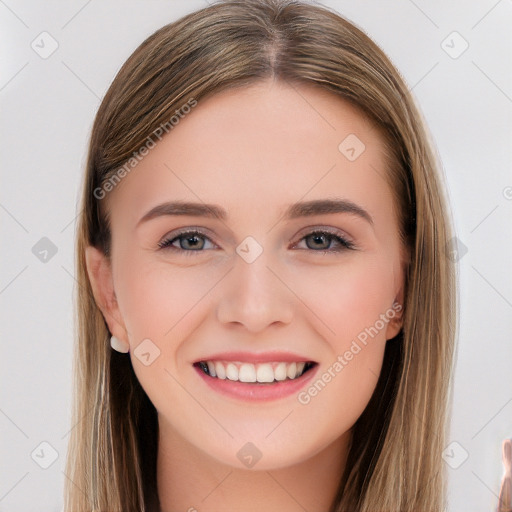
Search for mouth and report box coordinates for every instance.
[193,360,317,384]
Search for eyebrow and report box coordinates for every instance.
[137,198,374,226]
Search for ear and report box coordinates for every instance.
[385,281,405,341]
[385,245,409,340]
[85,245,129,345]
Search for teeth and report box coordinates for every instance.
[226,363,238,381]
[239,363,257,383]
[274,362,287,381]
[206,361,216,377]
[256,364,274,383]
[199,360,311,383]
[215,361,226,379]
[286,362,297,379]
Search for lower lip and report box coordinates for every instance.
[194,364,319,402]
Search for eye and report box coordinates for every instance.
[158,230,216,254]
[293,229,355,253]
[157,228,355,256]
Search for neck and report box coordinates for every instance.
[156,417,351,512]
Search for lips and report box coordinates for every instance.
[192,351,318,400]
[193,350,317,385]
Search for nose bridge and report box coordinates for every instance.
[216,244,293,331]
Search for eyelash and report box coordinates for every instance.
[157,228,355,255]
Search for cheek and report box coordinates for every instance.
[293,255,396,393]
[112,258,220,412]
[114,256,220,344]
[290,257,396,440]
[290,254,397,345]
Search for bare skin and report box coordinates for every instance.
[86,79,406,511]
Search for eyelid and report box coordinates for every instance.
[292,225,355,246]
[157,227,218,250]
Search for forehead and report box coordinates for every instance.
[107,80,394,230]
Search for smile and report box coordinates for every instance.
[195,360,316,383]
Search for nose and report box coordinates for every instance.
[216,249,294,333]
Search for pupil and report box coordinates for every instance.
[183,235,202,250]
[309,233,329,249]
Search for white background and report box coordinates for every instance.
[1,1,511,510]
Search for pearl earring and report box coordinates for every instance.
[110,335,129,353]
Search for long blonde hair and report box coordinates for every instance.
[64,1,456,510]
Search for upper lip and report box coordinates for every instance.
[194,351,317,364]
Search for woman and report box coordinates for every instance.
[64,0,456,510]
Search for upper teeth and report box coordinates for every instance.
[201,361,309,382]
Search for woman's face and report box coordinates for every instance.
[87,79,406,470]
